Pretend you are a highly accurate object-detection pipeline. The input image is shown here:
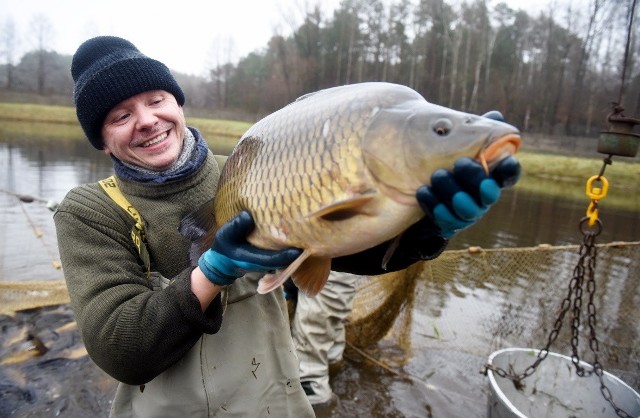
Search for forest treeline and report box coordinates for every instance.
[0,0,638,136]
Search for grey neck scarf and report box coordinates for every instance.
[111,127,209,184]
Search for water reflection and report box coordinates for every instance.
[451,187,639,249]
[0,137,225,282]
[1,136,638,283]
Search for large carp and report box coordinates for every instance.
[184,82,520,296]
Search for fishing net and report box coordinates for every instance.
[0,281,70,315]
[348,241,639,344]
[345,241,640,389]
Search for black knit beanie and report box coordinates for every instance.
[71,36,185,149]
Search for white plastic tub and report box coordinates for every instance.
[487,348,640,418]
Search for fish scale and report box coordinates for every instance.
[219,98,374,243]
[182,82,521,296]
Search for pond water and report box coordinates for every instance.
[0,135,638,418]
[1,136,638,283]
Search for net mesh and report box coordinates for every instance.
[348,241,639,344]
[345,241,640,389]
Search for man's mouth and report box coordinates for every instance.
[140,131,169,148]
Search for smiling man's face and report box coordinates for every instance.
[101,90,186,171]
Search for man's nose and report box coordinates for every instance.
[135,108,159,129]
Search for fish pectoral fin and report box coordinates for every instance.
[381,233,403,270]
[257,250,312,295]
[178,197,218,263]
[179,197,216,240]
[306,194,376,221]
[292,256,332,297]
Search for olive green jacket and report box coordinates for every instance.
[54,151,314,417]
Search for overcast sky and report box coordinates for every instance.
[2,0,554,77]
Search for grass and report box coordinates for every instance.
[187,117,251,149]
[517,152,639,188]
[0,102,78,123]
[0,102,250,149]
[515,152,639,211]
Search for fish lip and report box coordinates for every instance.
[476,133,521,173]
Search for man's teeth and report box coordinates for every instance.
[141,132,168,147]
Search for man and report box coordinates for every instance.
[56,36,313,417]
[55,36,519,417]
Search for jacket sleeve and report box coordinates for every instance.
[331,217,448,275]
[54,186,222,385]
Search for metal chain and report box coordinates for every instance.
[569,220,593,376]
[482,219,599,382]
[582,218,634,418]
[482,157,634,418]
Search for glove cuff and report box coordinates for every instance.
[198,255,237,286]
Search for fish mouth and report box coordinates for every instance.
[476,134,521,173]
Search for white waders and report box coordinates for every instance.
[290,271,358,405]
[110,274,314,418]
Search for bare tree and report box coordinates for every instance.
[448,20,464,108]
[467,0,491,112]
[205,35,236,109]
[0,18,19,89]
[565,0,607,135]
[0,0,632,136]
[28,14,55,94]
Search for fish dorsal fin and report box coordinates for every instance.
[306,194,375,221]
[178,197,217,264]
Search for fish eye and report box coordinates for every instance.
[432,119,452,136]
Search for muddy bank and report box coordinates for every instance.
[0,305,116,417]
[0,304,424,418]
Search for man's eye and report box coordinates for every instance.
[110,113,129,124]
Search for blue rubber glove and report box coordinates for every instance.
[417,156,521,238]
[331,155,520,274]
[198,211,302,286]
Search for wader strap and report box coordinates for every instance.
[98,176,151,282]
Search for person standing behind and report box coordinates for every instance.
[290,270,358,408]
